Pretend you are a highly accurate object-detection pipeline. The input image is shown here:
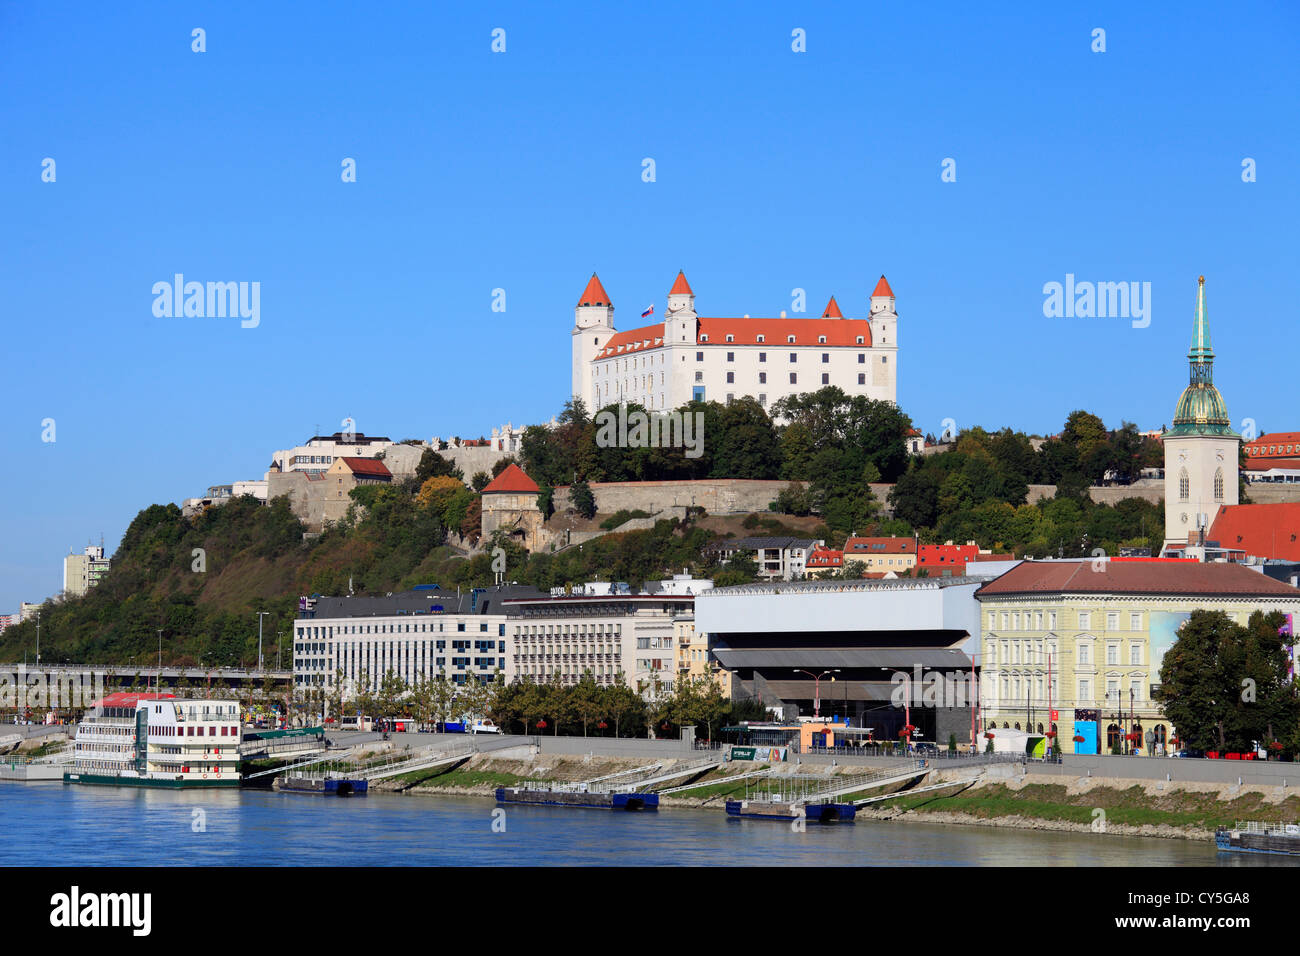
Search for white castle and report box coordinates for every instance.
[571,271,899,415]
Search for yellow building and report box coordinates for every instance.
[674,615,728,695]
[841,536,917,573]
[976,560,1300,754]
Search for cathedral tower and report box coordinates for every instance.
[1163,276,1239,549]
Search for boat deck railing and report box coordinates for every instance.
[1227,820,1300,835]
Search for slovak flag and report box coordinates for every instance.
[640,304,655,318]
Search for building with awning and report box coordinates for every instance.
[695,578,982,746]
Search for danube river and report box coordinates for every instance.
[1,782,1291,866]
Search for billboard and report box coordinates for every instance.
[1149,611,1192,680]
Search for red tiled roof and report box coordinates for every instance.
[482,463,540,495]
[97,692,174,708]
[696,317,871,347]
[844,536,914,554]
[976,559,1300,598]
[822,297,843,318]
[578,273,612,307]
[918,543,981,566]
[1245,458,1300,472]
[670,271,693,295]
[872,275,894,297]
[1209,504,1300,562]
[340,457,392,478]
[806,548,843,567]
[595,322,665,359]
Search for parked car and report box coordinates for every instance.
[1171,748,1205,758]
[471,719,502,735]
[914,742,939,755]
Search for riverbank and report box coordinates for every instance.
[367,751,1300,842]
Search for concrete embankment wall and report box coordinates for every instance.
[1029,754,1300,787]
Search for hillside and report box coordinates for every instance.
[0,486,749,667]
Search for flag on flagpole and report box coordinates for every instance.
[640,304,655,318]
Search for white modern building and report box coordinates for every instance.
[572,271,899,416]
[503,578,714,698]
[269,431,405,477]
[293,586,531,702]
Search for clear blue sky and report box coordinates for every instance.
[1,1,1296,612]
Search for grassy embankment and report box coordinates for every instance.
[867,782,1300,831]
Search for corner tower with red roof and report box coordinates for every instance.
[572,273,617,406]
[575,270,899,416]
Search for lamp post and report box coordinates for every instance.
[257,612,270,672]
[794,669,837,719]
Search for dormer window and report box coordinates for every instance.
[818,335,827,344]
[700,335,709,343]
[856,335,864,344]
[756,334,765,343]
[787,335,796,344]
[725,334,734,343]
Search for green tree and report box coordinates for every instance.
[416,448,463,483]
[570,479,597,520]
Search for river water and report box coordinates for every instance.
[1,782,1291,866]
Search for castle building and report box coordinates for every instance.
[1163,277,1240,550]
[571,271,899,415]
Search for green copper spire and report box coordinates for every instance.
[1188,274,1214,363]
[1169,275,1236,437]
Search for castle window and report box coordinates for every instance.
[758,394,767,405]
[700,335,708,343]
[759,372,766,384]
[856,336,864,344]
[757,335,765,343]
[882,356,888,363]
[858,354,865,363]
[696,352,703,362]
[789,353,797,363]
[1179,469,1189,500]
[858,373,866,385]
[790,373,797,384]
[726,372,734,383]
[725,334,734,343]
[818,335,827,344]
[727,352,734,362]
[1214,468,1224,500]
[759,352,766,362]
[821,353,829,363]
[821,373,829,385]
[787,335,796,344]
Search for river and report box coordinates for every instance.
[6,781,1297,866]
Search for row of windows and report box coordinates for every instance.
[992,676,1147,703]
[1177,467,1226,501]
[299,621,505,637]
[989,611,1145,631]
[698,333,868,346]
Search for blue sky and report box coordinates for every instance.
[1,1,1296,612]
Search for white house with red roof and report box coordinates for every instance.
[572,271,899,417]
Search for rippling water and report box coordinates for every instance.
[1,781,1291,866]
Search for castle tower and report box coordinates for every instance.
[868,275,897,346]
[868,275,899,400]
[572,273,616,406]
[664,270,698,344]
[1163,276,1239,550]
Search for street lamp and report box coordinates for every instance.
[794,669,837,719]
[256,612,270,672]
